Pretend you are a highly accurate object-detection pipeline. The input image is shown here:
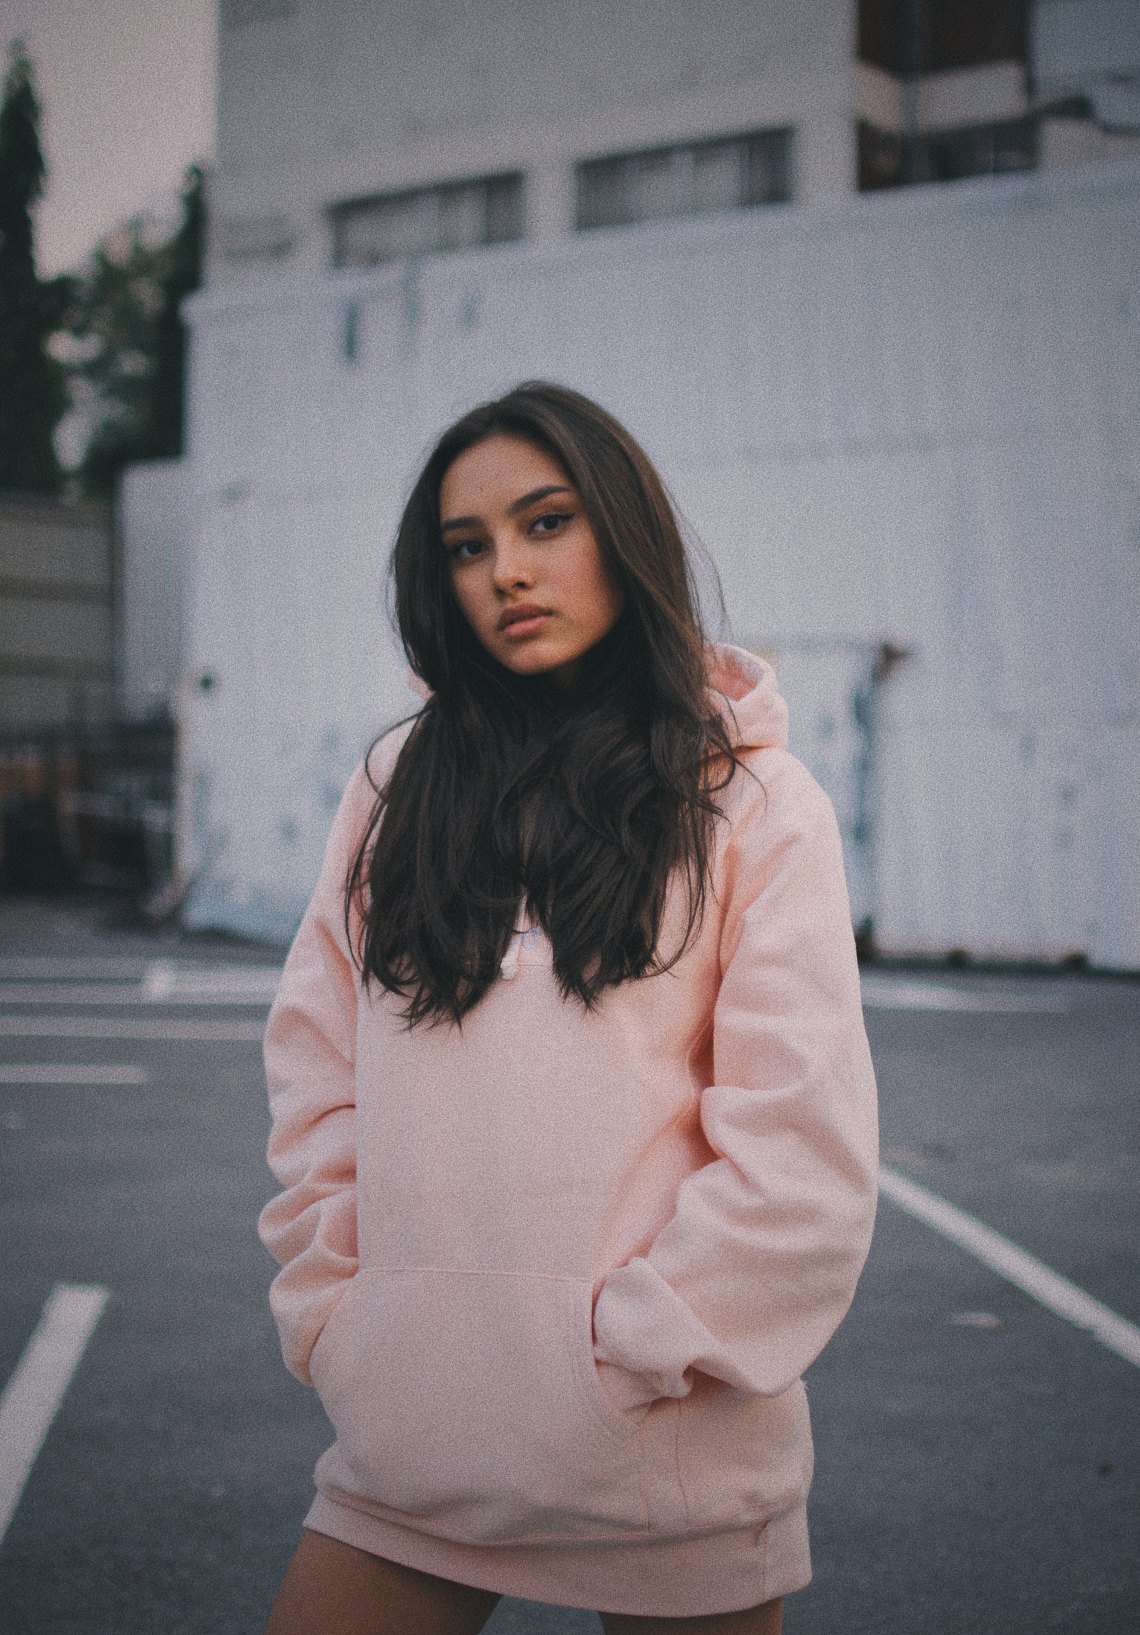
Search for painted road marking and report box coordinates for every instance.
[142,960,281,1002]
[0,1283,110,1545]
[0,968,1070,1013]
[0,959,149,980]
[0,1064,150,1086]
[879,1164,1140,1369]
[0,1016,266,1043]
[861,977,1070,1014]
[0,959,281,985]
[0,962,282,1008]
[0,979,279,1008]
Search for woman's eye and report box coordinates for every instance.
[531,511,573,535]
[447,538,484,563]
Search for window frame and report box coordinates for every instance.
[330,171,525,269]
[574,127,795,233]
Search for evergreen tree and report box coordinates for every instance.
[69,165,204,499]
[0,40,71,495]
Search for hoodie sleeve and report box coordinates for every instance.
[256,755,379,1386]
[592,751,879,1405]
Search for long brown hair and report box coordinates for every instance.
[347,381,741,1026]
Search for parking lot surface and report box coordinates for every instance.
[0,897,1136,1633]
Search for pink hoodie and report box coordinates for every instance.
[258,644,879,1618]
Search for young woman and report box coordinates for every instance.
[259,382,879,1635]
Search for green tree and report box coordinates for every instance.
[68,164,204,499]
[0,40,71,495]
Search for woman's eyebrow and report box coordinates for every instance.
[440,484,575,534]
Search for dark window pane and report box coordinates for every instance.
[693,140,745,213]
[576,128,793,232]
[857,115,1037,192]
[331,173,524,267]
[576,157,628,230]
[485,174,525,242]
[333,191,427,267]
[923,117,1037,181]
[858,0,1028,74]
[857,119,902,191]
[437,183,485,251]
[626,148,680,221]
[745,129,794,204]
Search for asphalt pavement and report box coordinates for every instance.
[0,894,1136,1634]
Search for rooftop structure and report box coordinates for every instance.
[207,0,1139,290]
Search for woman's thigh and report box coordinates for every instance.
[263,1528,502,1635]
[599,1595,783,1635]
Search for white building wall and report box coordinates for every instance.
[1033,0,1140,89]
[181,159,1140,967]
[210,0,854,286]
[117,459,189,723]
[1033,0,1140,164]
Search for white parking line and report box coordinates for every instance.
[0,958,280,984]
[0,1064,150,1086]
[0,959,149,980]
[0,961,282,1010]
[0,979,278,1008]
[142,959,282,1002]
[861,977,1070,1013]
[0,1283,110,1544]
[0,1016,266,1042]
[879,1165,1140,1369]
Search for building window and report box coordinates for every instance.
[857,116,1037,190]
[922,117,1037,181]
[331,173,525,268]
[857,0,1028,75]
[575,129,793,232]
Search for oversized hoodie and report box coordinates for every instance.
[258,644,879,1618]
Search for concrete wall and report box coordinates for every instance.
[1033,0,1140,90]
[0,496,115,737]
[117,459,190,724]
[210,0,854,286]
[180,158,1140,965]
[208,2,1140,295]
[1033,0,1140,165]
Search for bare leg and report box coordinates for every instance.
[599,1595,783,1635]
[264,1528,502,1635]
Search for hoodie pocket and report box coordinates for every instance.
[673,1373,815,1533]
[308,1267,648,1544]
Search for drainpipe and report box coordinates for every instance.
[900,0,924,184]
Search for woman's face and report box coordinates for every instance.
[439,432,626,689]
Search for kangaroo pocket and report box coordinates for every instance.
[308,1267,648,1544]
[673,1372,815,1534]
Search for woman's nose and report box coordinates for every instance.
[491,539,533,590]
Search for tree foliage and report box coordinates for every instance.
[0,40,71,496]
[67,164,204,499]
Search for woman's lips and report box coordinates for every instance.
[498,610,552,639]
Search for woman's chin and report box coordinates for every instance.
[494,646,575,680]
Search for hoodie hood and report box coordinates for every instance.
[706,642,788,753]
[405,641,788,753]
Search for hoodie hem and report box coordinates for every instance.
[301,1490,811,1617]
